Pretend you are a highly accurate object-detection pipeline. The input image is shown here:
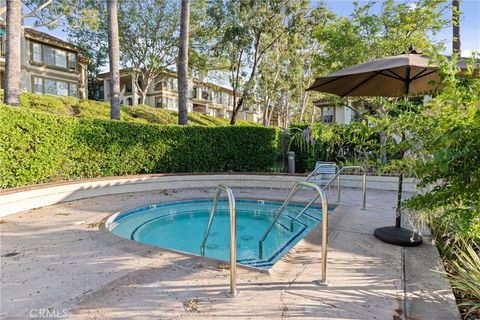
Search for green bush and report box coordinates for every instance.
[0,90,258,126]
[0,106,280,188]
[289,121,396,173]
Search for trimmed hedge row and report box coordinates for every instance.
[0,106,280,188]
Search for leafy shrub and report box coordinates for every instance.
[0,90,258,126]
[446,243,480,316]
[0,106,280,188]
[401,55,480,318]
[289,121,396,173]
[21,92,73,115]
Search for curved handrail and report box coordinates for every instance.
[258,181,329,283]
[200,184,238,297]
[298,166,366,218]
[324,165,366,209]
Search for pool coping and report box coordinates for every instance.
[98,196,344,277]
[1,173,418,217]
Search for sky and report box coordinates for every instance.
[313,0,480,56]
[28,0,480,62]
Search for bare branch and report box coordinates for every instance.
[22,0,53,18]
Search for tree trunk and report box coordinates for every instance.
[262,96,271,126]
[299,90,308,122]
[379,131,387,165]
[140,92,147,105]
[284,101,290,128]
[452,0,461,54]
[107,0,121,120]
[262,107,268,126]
[230,34,261,125]
[177,0,190,125]
[4,0,22,107]
[267,105,275,126]
[310,105,316,124]
[230,97,244,125]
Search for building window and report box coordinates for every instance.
[69,83,78,97]
[98,83,105,100]
[191,87,198,99]
[33,76,78,97]
[165,78,177,91]
[155,97,162,108]
[33,77,43,94]
[68,52,76,70]
[43,46,56,66]
[201,89,211,101]
[55,49,67,68]
[322,107,335,123]
[32,43,42,62]
[31,42,77,70]
[56,81,69,96]
[160,97,177,109]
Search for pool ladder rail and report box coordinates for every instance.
[200,184,238,297]
[258,181,329,284]
[200,167,366,291]
[258,166,367,283]
[295,166,367,227]
[305,164,367,210]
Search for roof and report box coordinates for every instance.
[23,27,89,63]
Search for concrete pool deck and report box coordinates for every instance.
[0,186,460,319]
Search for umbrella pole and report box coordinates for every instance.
[395,173,403,228]
[373,126,423,247]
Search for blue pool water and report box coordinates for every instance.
[108,199,332,269]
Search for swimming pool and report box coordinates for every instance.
[107,199,332,269]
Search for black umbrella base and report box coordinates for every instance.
[374,226,423,247]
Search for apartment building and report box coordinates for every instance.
[0,26,88,98]
[97,69,264,123]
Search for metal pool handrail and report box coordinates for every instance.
[258,181,329,283]
[200,184,238,297]
[298,166,367,220]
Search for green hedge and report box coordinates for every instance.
[0,106,280,188]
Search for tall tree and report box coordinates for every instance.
[177,0,190,125]
[67,2,109,100]
[107,0,120,120]
[206,0,311,125]
[257,4,329,126]
[70,0,179,105]
[452,0,460,54]
[119,0,178,105]
[313,0,448,119]
[4,0,22,106]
